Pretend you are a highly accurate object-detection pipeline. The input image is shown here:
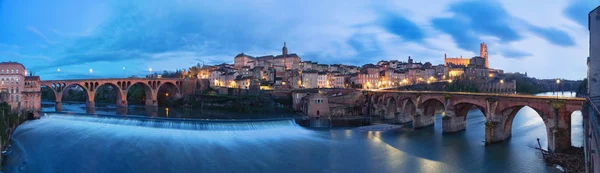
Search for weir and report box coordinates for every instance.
[43,114,300,131]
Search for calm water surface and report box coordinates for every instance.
[4,92,582,173]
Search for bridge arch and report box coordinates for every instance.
[126,81,155,106]
[412,98,444,128]
[382,96,397,119]
[40,83,57,96]
[499,105,549,135]
[157,81,181,95]
[93,82,124,107]
[396,97,416,123]
[419,98,445,117]
[451,101,486,118]
[156,81,181,107]
[487,104,554,150]
[370,95,384,115]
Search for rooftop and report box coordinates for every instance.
[0,62,26,69]
[25,76,40,80]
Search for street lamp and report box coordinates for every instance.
[556,79,561,98]
[500,79,504,84]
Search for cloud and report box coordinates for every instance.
[379,12,424,42]
[1,0,591,80]
[564,0,598,27]
[499,49,532,59]
[433,1,577,52]
[26,26,56,44]
[0,51,49,61]
[0,43,20,50]
[432,1,520,52]
[347,33,383,58]
[528,26,575,46]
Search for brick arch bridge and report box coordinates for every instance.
[367,90,585,153]
[41,78,183,115]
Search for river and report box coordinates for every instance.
[3,92,582,173]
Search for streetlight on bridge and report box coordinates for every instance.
[556,79,561,98]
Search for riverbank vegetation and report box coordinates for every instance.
[0,103,27,151]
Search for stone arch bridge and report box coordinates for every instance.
[366,90,585,153]
[41,78,183,115]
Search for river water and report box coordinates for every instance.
[4,92,582,173]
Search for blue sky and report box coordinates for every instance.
[0,0,597,80]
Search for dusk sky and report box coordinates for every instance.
[0,0,597,80]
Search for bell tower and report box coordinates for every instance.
[282,42,289,69]
[282,42,288,57]
[480,42,489,68]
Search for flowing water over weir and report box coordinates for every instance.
[42,114,300,131]
[5,114,318,173]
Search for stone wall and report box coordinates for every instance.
[590,7,600,97]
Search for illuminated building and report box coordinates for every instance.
[444,42,489,68]
[0,62,41,114]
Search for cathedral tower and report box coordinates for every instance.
[480,42,489,68]
[282,42,288,57]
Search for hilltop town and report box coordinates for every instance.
[186,42,516,94]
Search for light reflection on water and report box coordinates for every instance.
[5,92,581,173]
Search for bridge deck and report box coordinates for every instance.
[41,78,181,82]
[369,90,585,101]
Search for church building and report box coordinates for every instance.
[444,42,489,68]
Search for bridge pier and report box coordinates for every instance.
[384,109,395,120]
[396,99,415,124]
[145,99,158,107]
[548,108,572,152]
[395,112,412,123]
[145,106,158,117]
[412,109,433,128]
[442,113,466,133]
[55,101,62,112]
[54,93,63,112]
[86,100,95,114]
[116,107,128,116]
[550,127,571,153]
[116,100,128,115]
[485,119,510,144]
